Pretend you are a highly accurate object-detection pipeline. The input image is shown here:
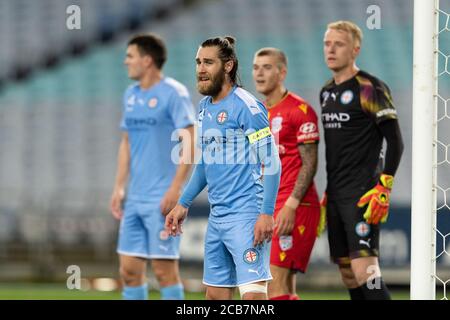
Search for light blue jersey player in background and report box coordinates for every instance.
[165,36,281,300]
[110,34,195,300]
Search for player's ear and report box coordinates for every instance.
[352,45,361,59]
[143,54,153,68]
[224,60,233,74]
[280,66,287,81]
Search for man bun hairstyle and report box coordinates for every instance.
[201,35,240,85]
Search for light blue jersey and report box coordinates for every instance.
[120,77,195,202]
[178,85,280,287]
[197,86,272,222]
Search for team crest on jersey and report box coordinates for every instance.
[148,98,158,108]
[216,110,228,124]
[159,230,169,241]
[340,90,354,105]
[243,248,259,264]
[271,116,283,133]
[279,235,293,251]
[355,222,371,237]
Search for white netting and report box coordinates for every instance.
[435,2,450,300]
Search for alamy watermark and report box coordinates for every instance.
[66,5,81,30]
[66,265,81,290]
[366,5,381,30]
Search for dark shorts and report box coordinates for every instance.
[327,196,379,267]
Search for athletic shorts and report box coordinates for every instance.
[327,196,380,267]
[203,217,272,287]
[117,200,180,259]
[270,205,320,272]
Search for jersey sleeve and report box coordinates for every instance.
[120,87,133,131]
[359,78,398,124]
[196,98,208,148]
[167,88,196,129]
[290,103,320,145]
[235,99,272,147]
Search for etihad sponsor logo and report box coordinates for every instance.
[322,112,350,122]
[125,117,157,127]
[200,135,228,145]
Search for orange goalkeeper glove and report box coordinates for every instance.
[317,193,327,237]
[357,174,394,225]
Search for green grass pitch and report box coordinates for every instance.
[0,283,411,300]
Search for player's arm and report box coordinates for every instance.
[379,119,404,176]
[160,125,195,215]
[110,132,130,220]
[276,142,318,236]
[291,143,318,204]
[254,136,281,246]
[358,80,404,224]
[165,161,207,236]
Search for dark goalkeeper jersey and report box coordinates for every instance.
[320,70,398,199]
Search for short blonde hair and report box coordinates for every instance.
[254,47,288,69]
[327,20,363,46]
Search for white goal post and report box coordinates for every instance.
[411,0,448,300]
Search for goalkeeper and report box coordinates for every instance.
[320,21,404,300]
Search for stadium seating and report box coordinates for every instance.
[3,0,448,284]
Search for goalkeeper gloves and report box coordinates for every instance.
[357,174,394,225]
[317,193,327,237]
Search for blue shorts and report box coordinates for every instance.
[117,200,180,259]
[203,218,272,287]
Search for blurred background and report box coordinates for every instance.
[0,0,449,299]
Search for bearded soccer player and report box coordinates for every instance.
[165,36,281,300]
[110,34,195,300]
[253,48,323,300]
[320,21,404,300]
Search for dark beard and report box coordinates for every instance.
[197,69,225,97]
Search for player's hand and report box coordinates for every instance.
[254,214,274,247]
[165,204,188,236]
[357,174,394,225]
[110,188,125,220]
[275,205,296,237]
[317,193,327,237]
[160,186,181,216]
